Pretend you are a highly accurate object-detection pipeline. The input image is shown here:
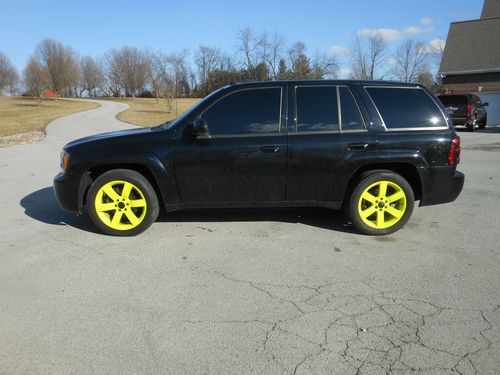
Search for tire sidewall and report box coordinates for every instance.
[348,171,414,236]
[87,169,159,236]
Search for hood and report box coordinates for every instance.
[64,127,154,149]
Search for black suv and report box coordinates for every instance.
[54,80,464,236]
[438,93,488,131]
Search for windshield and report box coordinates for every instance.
[162,86,229,129]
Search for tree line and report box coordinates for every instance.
[0,28,444,100]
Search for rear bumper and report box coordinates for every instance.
[419,167,464,206]
[451,117,468,126]
[53,172,85,212]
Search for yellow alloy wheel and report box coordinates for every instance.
[357,180,407,230]
[94,180,147,230]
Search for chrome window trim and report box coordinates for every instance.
[294,84,340,134]
[337,86,342,131]
[338,85,367,132]
[200,86,283,135]
[364,85,450,131]
[288,130,341,136]
[197,133,284,139]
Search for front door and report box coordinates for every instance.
[174,86,287,203]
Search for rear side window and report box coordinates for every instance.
[438,95,467,106]
[367,87,446,129]
[201,87,281,135]
[339,87,364,131]
[296,86,339,132]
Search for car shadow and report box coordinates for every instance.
[20,187,101,234]
[21,187,356,234]
[157,207,355,233]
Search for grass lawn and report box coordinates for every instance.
[101,97,201,126]
[0,97,99,137]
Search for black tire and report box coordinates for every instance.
[87,169,159,236]
[466,124,475,132]
[346,170,414,236]
[479,115,487,129]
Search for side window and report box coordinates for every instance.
[366,87,446,129]
[339,87,364,131]
[296,86,339,132]
[201,88,281,135]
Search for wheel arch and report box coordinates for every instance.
[82,163,165,209]
[343,163,422,206]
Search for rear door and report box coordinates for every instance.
[286,84,377,204]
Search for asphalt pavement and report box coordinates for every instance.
[0,101,499,374]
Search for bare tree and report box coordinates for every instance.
[80,56,105,97]
[351,35,387,80]
[195,45,222,95]
[258,31,286,80]
[148,51,170,103]
[105,47,149,98]
[392,39,429,82]
[311,51,339,79]
[288,42,307,73]
[23,56,48,102]
[167,50,189,98]
[104,51,123,97]
[0,52,19,95]
[35,39,79,98]
[236,28,260,79]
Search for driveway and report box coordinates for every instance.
[0,102,499,374]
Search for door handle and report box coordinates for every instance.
[347,143,369,151]
[260,145,280,153]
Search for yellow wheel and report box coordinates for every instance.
[94,180,147,231]
[348,171,414,235]
[87,169,159,236]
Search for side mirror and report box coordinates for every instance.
[192,118,209,136]
[483,102,489,107]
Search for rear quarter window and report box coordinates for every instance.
[367,87,446,129]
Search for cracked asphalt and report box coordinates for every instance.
[0,100,499,374]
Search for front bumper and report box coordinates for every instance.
[53,172,83,212]
[419,167,464,206]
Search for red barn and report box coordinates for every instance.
[40,89,59,98]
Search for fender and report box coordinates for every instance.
[78,152,179,210]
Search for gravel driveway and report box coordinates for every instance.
[0,101,499,374]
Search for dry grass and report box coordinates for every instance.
[101,97,201,126]
[0,97,99,137]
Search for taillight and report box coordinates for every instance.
[448,136,461,166]
[467,104,473,116]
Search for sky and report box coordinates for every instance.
[0,0,484,76]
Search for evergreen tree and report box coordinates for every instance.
[277,59,290,80]
[292,54,312,79]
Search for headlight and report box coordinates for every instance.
[60,150,70,171]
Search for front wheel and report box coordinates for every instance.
[87,169,159,236]
[347,171,414,235]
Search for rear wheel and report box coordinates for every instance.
[347,171,414,235]
[87,169,159,236]
[479,115,487,129]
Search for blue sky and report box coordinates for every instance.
[0,0,484,74]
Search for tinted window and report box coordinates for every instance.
[296,86,339,132]
[201,88,281,135]
[438,95,467,106]
[339,87,364,131]
[368,87,446,129]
